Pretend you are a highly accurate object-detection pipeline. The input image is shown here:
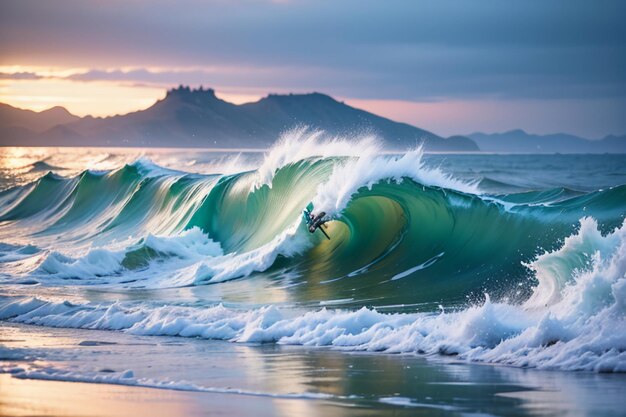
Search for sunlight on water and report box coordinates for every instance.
[0,136,625,416]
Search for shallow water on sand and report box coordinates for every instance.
[2,323,625,417]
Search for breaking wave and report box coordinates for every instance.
[0,130,625,372]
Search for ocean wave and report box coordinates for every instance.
[0,134,624,303]
[0,134,625,374]
[26,227,223,286]
[1,217,625,372]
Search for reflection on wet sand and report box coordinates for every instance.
[2,323,624,417]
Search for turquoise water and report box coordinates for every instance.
[0,137,625,415]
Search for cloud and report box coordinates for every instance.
[1,0,625,102]
[0,71,42,80]
[60,66,359,96]
[1,0,625,135]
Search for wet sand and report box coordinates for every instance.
[0,374,294,417]
[1,322,625,417]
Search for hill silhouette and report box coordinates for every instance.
[0,86,477,151]
[468,129,626,153]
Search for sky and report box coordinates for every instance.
[1,0,625,138]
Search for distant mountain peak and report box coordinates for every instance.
[504,128,528,135]
[467,129,626,153]
[165,85,217,101]
[40,105,76,117]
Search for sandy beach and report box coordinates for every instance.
[2,322,625,417]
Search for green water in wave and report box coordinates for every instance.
[0,153,624,309]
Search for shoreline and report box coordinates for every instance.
[2,322,626,417]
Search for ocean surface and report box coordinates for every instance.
[1,131,625,416]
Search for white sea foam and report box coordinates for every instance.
[310,145,478,215]
[524,217,622,309]
[29,227,223,284]
[253,127,380,190]
[1,218,624,372]
[254,128,478,207]
[193,224,311,284]
[379,397,459,411]
[7,217,307,287]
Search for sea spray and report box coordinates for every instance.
[0,137,625,373]
[1,217,625,371]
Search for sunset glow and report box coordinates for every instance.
[0,66,264,117]
[0,78,164,116]
[1,0,624,137]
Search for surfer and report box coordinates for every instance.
[303,209,331,240]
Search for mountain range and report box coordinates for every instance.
[467,130,626,153]
[1,87,624,153]
[0,87,477,151]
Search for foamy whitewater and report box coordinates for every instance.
[1,130,625,377]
